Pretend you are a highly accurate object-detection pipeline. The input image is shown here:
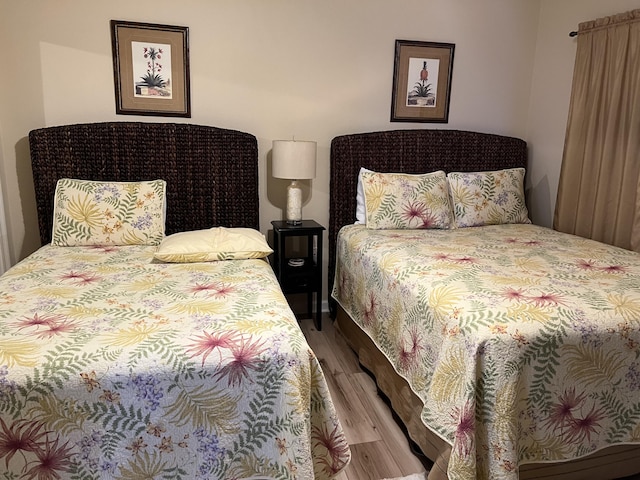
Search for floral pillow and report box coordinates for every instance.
[154,227,273,262]
[51,178,167,246]
[361,170,452,229]
[447,168,531,227]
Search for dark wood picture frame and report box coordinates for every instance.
[390,40,455,123]
[110,20,191,117]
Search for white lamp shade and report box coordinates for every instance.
[272,140,317,180]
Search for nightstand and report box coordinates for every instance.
[271,220,325,330]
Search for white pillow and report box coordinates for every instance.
[355,167,372,224]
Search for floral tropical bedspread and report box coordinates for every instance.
[332,223,640,480]
[0,245,350,480]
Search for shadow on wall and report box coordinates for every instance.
[527,174,551,228]
[15,136,40,261]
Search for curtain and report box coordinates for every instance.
[554,9,640,251]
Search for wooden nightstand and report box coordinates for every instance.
[271,220,325,330]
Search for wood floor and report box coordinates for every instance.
[299,314,431,480]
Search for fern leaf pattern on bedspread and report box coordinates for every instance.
[332,223,640,480]
[0,245,350,479]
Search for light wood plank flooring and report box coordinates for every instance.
[299,314,431,480]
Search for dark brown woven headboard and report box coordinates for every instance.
[29,122,259,246]
[328,129,527,314]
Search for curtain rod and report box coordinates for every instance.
[569,14,640,37]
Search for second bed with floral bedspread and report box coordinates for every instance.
[333,223,640,480]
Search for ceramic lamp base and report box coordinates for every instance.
[286,180,303,224]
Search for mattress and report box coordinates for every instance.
[332,223,640,480]
[0,244,350,479]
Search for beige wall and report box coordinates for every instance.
[7,0,635,304]
[0,0,539,265]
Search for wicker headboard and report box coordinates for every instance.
[29,122,259,246]
[328,129,527,313]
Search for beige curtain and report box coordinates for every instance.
[554,9,640,251]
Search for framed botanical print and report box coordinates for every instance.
[111,20,191,117]
[391,40,455,123]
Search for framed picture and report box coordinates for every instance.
[110,20,191,117]
[390,40,455,123]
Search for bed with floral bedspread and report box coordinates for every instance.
[0,244,350,479]
[333,223,640,480]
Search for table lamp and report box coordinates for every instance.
[272,139,317,225]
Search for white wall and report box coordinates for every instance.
[527,0,640,227]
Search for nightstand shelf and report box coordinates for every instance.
[271,220,324,330]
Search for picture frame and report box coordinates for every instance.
[390,40,455,123]
[110,20,191,117]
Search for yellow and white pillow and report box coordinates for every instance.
[447,168,530,227]
[361,170,452,229]
[154,227,273,263]
[52,178,166,246]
